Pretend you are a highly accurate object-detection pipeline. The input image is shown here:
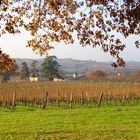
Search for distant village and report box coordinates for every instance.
[29,70,79,82]
[1,57,140,83]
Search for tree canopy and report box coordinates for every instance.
[41,55,61,81]
[30,60,39,77]
[0,0,140,70]
[0,63,18,82]
[21,62,30,80]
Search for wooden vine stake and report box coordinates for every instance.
[70,91,73,108]
[98,92,104,107]
[85,91,90,105]
[80,91,84,105]
[57,91,60,107]
[122,90,126,106]
[12,91,16,111]
[43,92,48,110]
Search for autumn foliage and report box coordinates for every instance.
[131,70,140,81]
[0,49,14,72]
[0,0,140,70]
[89,70,106,78]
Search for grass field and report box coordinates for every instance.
[0,105,140,140]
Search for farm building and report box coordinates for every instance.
[29,76,39,82]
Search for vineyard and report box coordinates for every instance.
[1,81,140,139]
[0,81,140,110]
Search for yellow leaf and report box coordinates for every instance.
[2,0,8,4]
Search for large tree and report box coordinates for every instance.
[21,62,30,80]
[41,55,61,81]
[0,0,140,70]
[0,63,18,82]
[30,60,39,77]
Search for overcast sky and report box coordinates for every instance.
[0,30,140,62]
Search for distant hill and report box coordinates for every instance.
[15,58,140,76]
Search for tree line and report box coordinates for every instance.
[0,55,62,82]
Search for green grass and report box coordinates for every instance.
[0,105,140,140]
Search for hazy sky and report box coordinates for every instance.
[0,30,140,62]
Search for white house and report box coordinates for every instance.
[29,76,39,82]
[53,78,65,82]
